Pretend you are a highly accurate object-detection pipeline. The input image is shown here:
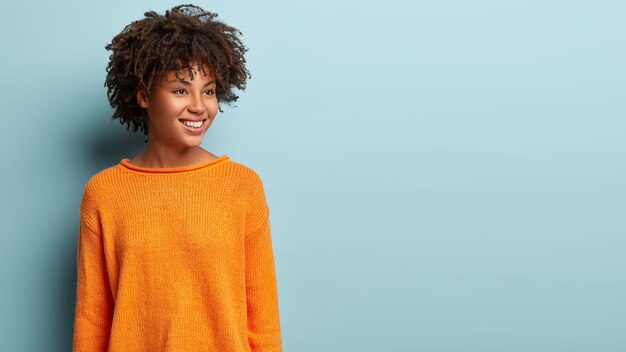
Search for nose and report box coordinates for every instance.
[187,93,206,115]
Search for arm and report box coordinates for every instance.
[73,188,114,351]
[245,210,283,351]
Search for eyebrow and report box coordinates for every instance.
[168,79,216,87]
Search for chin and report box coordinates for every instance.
[182,137,205,147]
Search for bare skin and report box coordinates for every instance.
[129,61,221,168]
[129,149,219,168]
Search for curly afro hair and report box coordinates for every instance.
[104,4,250,138]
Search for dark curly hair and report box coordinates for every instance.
[104,4,250,139]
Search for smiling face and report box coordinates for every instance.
[136,62,218,149]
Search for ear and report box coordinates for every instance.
[136,88,149,108]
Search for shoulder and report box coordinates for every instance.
[79,164,125,206]
[227,159,270,226]
[227,159,266,191]
[82,165,119,193]
[79,165,118,231]
[232,161,267,209]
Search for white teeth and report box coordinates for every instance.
[181,120,203,128]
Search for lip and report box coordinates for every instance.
[179,118,206,122]
[178,118,207,135]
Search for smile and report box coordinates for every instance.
[178,119,207,134]
[179,119,206,128]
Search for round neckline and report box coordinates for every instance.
[119,154,230,174]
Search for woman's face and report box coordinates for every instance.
[137,62,218,149]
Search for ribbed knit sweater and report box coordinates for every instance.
[73,154,282,352]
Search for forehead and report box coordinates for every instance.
[163,61,214,82]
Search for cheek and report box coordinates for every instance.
[150,96,182,116]
[208,100,220,116]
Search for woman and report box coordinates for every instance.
[73,5,282,351]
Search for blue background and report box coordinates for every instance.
[1,1,624,351]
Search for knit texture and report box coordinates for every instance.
[73,154,282,352]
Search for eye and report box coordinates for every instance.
[204,89,215,96]
[173,89,186,95]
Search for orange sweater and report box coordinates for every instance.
[73,155,282,351]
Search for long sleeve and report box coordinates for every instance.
[72,157,282,351]
[245,211,282,351]
[73,188,114,351]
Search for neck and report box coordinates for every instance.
[132,142,215,168]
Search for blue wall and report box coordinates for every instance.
[1,1,624,350]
